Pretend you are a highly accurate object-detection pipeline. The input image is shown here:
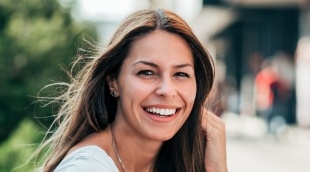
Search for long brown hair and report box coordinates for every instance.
[35,8,215,172]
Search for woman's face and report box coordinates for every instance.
[111,30,196,141]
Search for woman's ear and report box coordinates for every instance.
[106,75,117,90]
[106,75,119,97]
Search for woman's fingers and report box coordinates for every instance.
[202,109,228,172]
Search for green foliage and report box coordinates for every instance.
[0,119,43,172]
[0,0,97,142]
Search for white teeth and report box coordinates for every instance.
[160,109,165,115]
[165,109,169,115]
[145,107,177,116]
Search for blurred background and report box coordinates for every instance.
[0,0,310,171]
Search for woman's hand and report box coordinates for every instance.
[201,109,228,172]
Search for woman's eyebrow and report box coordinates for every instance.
[132,61,158,68]
[175,63,193,69]
[132,61,193,69]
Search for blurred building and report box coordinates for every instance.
[194,0,310,127]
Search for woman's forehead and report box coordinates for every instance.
[124,30,194,66]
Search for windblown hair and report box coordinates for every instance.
[35,8,215,172]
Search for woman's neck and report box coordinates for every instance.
[110,121,163,172]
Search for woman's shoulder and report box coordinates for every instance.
[54,145,118,172]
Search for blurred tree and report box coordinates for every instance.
[0,0,97,143]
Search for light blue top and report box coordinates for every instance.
[54,145,119,172]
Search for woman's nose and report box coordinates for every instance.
[155,76,177,98]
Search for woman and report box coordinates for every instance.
[35,8,227,172]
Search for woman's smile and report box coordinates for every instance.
[142,105,182,123]
[144,107,177,117]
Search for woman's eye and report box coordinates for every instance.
[175,72,190,78]
[137,70,155,76]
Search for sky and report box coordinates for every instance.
[66,0,203,43]
[74,0,148,22]
[71,0,202,23]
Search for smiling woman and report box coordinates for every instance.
[34,8,227,172]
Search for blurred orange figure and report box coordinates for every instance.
[254,61,279,114]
